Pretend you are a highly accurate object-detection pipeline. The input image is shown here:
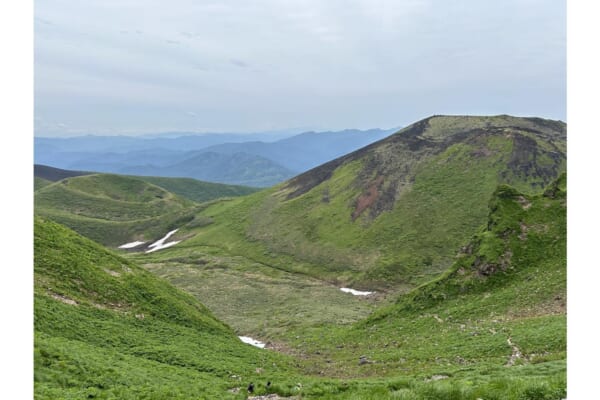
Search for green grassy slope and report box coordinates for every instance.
[34,174,201,246]
[136,175,260,203]
[183,115,565,289]
[271,175,566,399]
[34,217,300,399]
[123,176,567,399]
[34,176,567,400]
[34,176,53,191]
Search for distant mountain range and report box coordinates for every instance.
[34,128,398,187]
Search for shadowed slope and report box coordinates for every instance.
[34,164,91,182]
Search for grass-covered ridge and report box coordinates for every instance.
[34,176,53,191]
[183,115,566,288]
[135,175,260,203]
[34,173,203,246]
[34,217,302,399]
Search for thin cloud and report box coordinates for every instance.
[34,0,566,136]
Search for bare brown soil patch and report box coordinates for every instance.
[351,176,384,220]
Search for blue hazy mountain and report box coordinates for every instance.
[34,127,399,187]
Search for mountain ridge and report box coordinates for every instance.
[184,114,566,288]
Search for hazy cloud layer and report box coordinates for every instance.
[34,0,566,136]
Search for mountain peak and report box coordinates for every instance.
[282,115,565,202]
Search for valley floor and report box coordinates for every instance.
[125,243,566,399]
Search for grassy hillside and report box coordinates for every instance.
[297,174,566,372]
[34,217,301,399]
[136,175,260,203]
[181,115,565,288]
[34,180,567,399]
[124,175,567,399]
[34,164,260,202]
[278,175,566,399]
[34,176,53,191]
[34,174,201,246]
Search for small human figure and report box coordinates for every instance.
[247,382,254,394]
[266,381,271,391]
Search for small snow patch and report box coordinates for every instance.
[118,241,146,249]
[145,229,181,253]
[340,287,374,296]
[239,336,266,348]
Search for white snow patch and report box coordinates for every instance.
[118,241,146,249]
[148,229,178,247]
[145,229,181,253]
[239,336,266,348]
[145,240,181,253]
[340,287,374,296]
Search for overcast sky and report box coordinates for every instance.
[34,0,566,137]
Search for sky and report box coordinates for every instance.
[34,0,566,137]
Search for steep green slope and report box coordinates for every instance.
[136,175,260,203]
[34,217,297,399]
[34,174,201,246]
[186,115,565,288]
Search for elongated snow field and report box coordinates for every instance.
[340,287,374,296]
[238,336,266,348]
[145,229,181,253]
[118,241,146,249]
